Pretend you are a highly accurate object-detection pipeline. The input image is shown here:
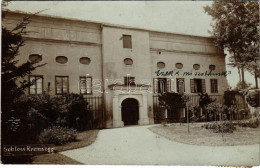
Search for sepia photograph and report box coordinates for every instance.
[1,0,260,166]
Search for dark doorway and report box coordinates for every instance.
[121,98,139,126]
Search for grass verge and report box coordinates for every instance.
[31,129,99,164]
[149,123,260,146]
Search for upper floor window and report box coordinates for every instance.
[175,63,183,69]
[153,78,171,93]
[157,62,165,69]
[80,57,91,65]
[123,35,132,49]
[124,58,133,65]
[79,76,92,95]
[29,75,43,94]
[176,78,185,93]
[210,79,218,93]
[29,54,42,63]
[124,76,135,85]
[56,56,68,64]
[209,65,216,71]
[193,64,200,70]
[55,76,69,95]
[190,79,206,93]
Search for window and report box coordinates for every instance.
[153,78,171,93]
[193,64,200,70]
[124,58,133,65]
[79,76,92,94]
[175,63,183,69]
[157,62,165,69]
[124,76,135,85]
[56,56,68,64]
[190,79,206,93]
[176,78,185,93]
[29,76,43,94]
[209,65,216,71]
[29,54,42,63]
[210,79,218,93]
[79,57,91,65]
[123,35,132,48]
[55,76,69,95]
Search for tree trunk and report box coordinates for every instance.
[238,67,241,84]
[255,68,259,89]
[241,67,245,89]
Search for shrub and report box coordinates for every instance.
[199,93,215,108]
[224,90,240,106]
[204,103,227,121]
[246,90,260,107]
[248,118,259,128]
[188,105,200,122]
[237,118,259,128]
[202,121,236,133]
[53,93,91,130]
[38,126,77,145]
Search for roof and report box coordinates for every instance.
[3,9,215,40]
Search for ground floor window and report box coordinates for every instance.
[153,78,171,93]
[210,79,218,93]
[190,79,206,93]
[29,75,43,94]
[176,78,185,93]
[79,76,92,94]
[55,76,69,95]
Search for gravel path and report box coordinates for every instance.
[61,125,260,166]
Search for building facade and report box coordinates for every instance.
[3,11,228,128]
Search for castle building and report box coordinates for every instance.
[3,11,228,128]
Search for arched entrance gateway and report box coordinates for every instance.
[112,90,150,128]
[121,98,139,126]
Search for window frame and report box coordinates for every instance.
[29,75,44,95]
[176,78,185,93]
[122,34,132,49]
[79,76,93,95]
[55,76,69,95]
[190,78,206,93]
[124,76,135,86]
[210,79,218,93]
[153,78,171,94]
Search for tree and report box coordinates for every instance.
[204,1,260,89]
[158,92,189,125]
[2,2,46,147]
[1,8,46,112]
[234,81,252,90]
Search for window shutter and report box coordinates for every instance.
[183,79,185,92]
[202,79,206,93]
[167,79,171,92]
[215,79,218,93]
[210,79,213,93]
[153,79,158,93]
[190,79,195,93]
[170,78,175,92]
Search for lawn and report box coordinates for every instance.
[149,123,260,146]
[31,129,99,164]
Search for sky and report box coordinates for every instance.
[3,1,256,88]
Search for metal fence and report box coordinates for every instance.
[153,94,248,123]
[84,96,105,129]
